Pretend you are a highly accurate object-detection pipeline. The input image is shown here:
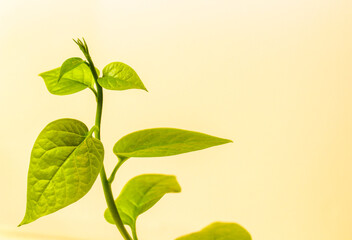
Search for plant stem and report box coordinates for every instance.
[77,38,132,240]
[132,224,138,240]
[94,67,132,240]
[100,167,132,240]
[108,157,128,184]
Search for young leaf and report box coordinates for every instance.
[19,119,104,226]
[98,62,147,91]
[113,128,232,158]
[175,222,252,240]
[58,57,85,80]
[104,174,181,238]
[39,61,95,95]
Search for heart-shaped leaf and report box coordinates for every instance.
[175,222,252,240]
[98,62,147,91]
[39,59,96,95]
[19,119,104,226]
[104,174,181,238]
[113,128,232,158]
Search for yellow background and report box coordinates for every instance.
[0,0,351,239]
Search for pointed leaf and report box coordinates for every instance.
[175,222,252,240]
[39,61,95,95]
[113,128,232,158]
[58,57,85,80]
[19,119,104,226]
[104,174,181,235]
[98,62,147,91]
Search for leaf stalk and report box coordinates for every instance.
[108,157,128,184]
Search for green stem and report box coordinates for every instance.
[76,38,132,240]
[132,224,138,240]
[108,157,128,184]
[94,67,132,240]
[100,167,132,240]
[89,86,98,98]
[87,125,98,137]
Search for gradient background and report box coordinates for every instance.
[0,0,351,239]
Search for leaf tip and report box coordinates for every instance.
[217,137,233,145]
[139,83,148,92]
[172,176,182,193]
[171,185,182,194]
[18,217,28,227]
[175,185,182,193]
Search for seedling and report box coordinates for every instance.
[19,38,251,240]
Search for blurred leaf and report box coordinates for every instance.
[175,222,252,240]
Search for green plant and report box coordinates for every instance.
[19,38,251,240]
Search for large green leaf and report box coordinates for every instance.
[39,59,95,95]
[113,128,232,158]
[98,62,147,91]
[175,222,252,240]
[104,174,181,238]
[19,119,104,226]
